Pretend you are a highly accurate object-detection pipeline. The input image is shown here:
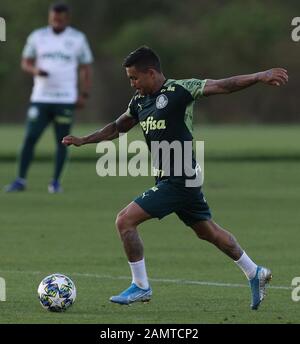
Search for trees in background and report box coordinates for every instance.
[0,0,298,123]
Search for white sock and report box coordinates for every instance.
[17,178,26,185]
[234,251,257,280]
[128,258,149,289]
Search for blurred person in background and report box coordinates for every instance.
[5,2,93,193]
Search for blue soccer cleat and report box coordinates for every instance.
[110,283,152,305]
[249,266,272,310]
[48,180,63,193]
[4,179,26,192]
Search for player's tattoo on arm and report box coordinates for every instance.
[204,73,261,96]
[81,113,137,144]
[217,74,259,93]
[204,68,288,95]
[82,121,119,144]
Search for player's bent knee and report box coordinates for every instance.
[115,213,131,232]
[115,202,151,233]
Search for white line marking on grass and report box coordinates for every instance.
[0,269,292,290]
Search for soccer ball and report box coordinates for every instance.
[37,273,76,312]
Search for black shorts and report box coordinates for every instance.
[24,102,75,141]
[26,102,75,126]
[134,179,212,226]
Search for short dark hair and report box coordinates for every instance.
[123,46,161,72]
[49,2,71,14]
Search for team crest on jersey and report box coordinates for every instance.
[64,40,74,48]
[156,94,168,109]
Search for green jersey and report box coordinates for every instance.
[126,78,207,184]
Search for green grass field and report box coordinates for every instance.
[0,124,299,324]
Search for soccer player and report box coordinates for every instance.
[5,2,93,193]
[62,46,288,309]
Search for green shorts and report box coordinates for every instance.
[134,179,212,226]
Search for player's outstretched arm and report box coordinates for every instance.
[62,113,137,147]
[203,68,288,96]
